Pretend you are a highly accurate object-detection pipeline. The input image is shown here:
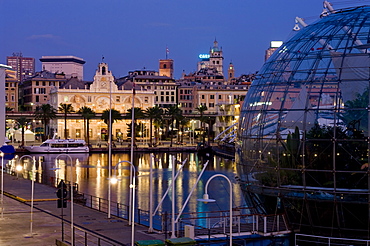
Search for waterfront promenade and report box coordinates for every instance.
[0,172,166,245]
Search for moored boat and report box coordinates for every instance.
[24,138,89,153]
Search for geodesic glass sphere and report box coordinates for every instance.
[237,6,370,239]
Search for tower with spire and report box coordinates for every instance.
[209,39,224,75]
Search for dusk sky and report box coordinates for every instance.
[2,0,368,80]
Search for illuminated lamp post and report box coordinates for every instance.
[110,160,136,246]
[18,155,36,238]
[55,154,74,246]
[198,174,233,246]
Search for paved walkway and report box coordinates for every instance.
[0,172,166,246]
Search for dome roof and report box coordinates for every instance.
[237,6,370,239]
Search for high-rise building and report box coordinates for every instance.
[265,41,283,61]
[40,56,85,80]
[7,53,35,82]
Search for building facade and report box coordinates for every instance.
[40,56,85,80]
[50,63,155,140]
[7,54,35,82]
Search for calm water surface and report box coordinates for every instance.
[12,152,246,215]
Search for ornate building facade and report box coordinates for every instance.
[50,63,155,140]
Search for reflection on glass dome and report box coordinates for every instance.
[237,5,370,239]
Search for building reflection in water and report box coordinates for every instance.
[13,152,245,214]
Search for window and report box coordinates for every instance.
[219,95,222,99]
[202,95,205,99]
[116,96,120,102]
[36,95,39,102]
[145,97,148,103]
[166,96,169,102]
[210,95,214,99]
[88,96,92,102]
[209,103,214,108]
[171,96,174,102]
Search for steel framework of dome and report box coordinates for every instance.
[237,5,370,239]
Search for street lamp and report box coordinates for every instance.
[110,160,136,246]
[197,174,233,246]
[18,155,36,238]
[56,154,74,246]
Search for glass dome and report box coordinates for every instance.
[237,6,370,239]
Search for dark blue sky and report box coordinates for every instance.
[1,0,367,80]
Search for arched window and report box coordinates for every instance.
[163,64,167,69]
[102,66,106,75]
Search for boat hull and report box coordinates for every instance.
[23,146,89,153]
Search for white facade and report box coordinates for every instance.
[40,56,85,80]
[49,63,155,140]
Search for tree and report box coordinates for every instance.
[58,103,75,139]
[78,106,96,146]
[195,105,208,145]
[34,104,57,140]
[165,105,182,147]
[144,105,163,146]
[16,117,30,147]
[6,107,13,112]
[126,107,144,146]
[178,116,190,144]
[101,109,123,141]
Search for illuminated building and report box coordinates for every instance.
[264,41,283,61]
[237,5,370,240]
[7,54,35,82]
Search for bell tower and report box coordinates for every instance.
[159,59,174,78]
[227,62,235,82]
[209,39,224,75]
[91,62,115,91]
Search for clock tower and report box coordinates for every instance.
[91,63,115,91]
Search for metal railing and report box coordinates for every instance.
[295,234,370,246]
[61,221,125,246]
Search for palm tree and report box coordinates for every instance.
[78,106,96,146]
[34,104,57,140]
[178,116,190,144]
[58,103,75,139]
[6,107,13,112]
[126,107,144,146]
[165,105,182,147]
[101,109,123,141]
[195,105,208,145]
[16,117,30,147]
[144,105,163,146]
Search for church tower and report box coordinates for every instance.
[159,59,174,78]
[209,39,224,75]
[227,62,235,82]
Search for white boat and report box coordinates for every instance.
[24,138,89,153]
